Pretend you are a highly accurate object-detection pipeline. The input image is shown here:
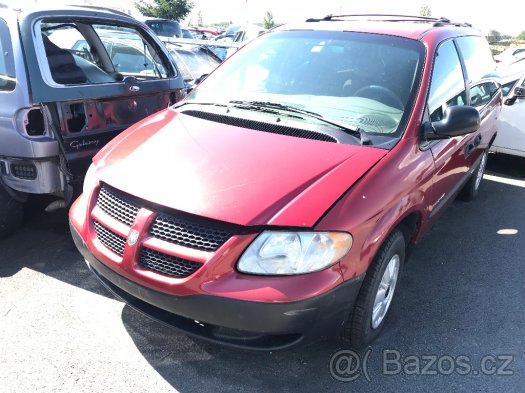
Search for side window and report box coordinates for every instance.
[470,81,499,108]
[0,19,16,91]
[428,40,467,122]
[455,36,495,83]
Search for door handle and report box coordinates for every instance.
[473,134,482,147]
[464,143,475,157]
[464,135,482,158]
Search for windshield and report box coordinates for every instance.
[167,45,220,81]
[181,30,424,146]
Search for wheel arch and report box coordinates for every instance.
[360,200,424,270]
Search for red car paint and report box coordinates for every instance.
[70,17,501,348]
[92,110,387,227]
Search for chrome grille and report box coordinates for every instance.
[139,247,202,278]
[94,220,126,257]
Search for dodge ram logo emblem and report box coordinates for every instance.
[127,229,139,246]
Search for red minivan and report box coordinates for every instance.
[70,15,500,350]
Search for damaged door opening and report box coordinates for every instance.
[66,103,87,133]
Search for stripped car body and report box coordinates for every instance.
[0,6,185,236]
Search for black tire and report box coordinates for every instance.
[0,185,24,238]
[342,230,405,348]
[459,150,488,202]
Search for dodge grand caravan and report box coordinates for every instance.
[70,15,500,350]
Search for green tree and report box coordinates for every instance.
[487,29,502,43]
[263,10,275,30]
[420,4,431,17]
[518,31,525,41]
[135,0,194,22]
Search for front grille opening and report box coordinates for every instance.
[139,247,202,278]
[181,110,338,143]
[97,185,140,227]
[94,220,126,257]
[150,212,237,252]
[96,183,240,252]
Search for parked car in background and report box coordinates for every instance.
[0,6,185,237]
[164,43,221,91]
[494,47,525,65]
[212,24,266,60]
[189,27,219,39]
[181,28,195,39]
[489,65,525,157]
[142,18,182,38]
[71,15,499,350]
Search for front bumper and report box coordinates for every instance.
[71,222,363,351]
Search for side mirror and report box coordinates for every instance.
[423,106,480,140]
[504,76,525,106]
[514,86,525,98]
[194,73,209,85]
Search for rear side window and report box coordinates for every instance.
[0,19,16,91]
[470,81,499,107]
[428,40,466,122]
[456,36,495,83]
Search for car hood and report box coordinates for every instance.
[94,110,387,227]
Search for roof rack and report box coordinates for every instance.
[305,14,472,28]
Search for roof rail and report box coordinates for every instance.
[305,14,472,28]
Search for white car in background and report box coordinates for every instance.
[494,47,525,65]
[490,65,525,157]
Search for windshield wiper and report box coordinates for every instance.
[229,100,367,142]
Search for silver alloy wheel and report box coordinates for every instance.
[371,254,400,329]
[474,152,488,191]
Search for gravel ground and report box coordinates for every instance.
[1,153,524,393]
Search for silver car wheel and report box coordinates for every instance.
[371,254,400,329]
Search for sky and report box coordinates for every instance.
[5,0,523,36]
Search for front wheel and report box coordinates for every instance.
[342,230,405,348]
[0,186,24,238]
[459,150,488,201]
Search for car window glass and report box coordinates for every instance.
[470,81,498,108]
[0,19,16,91]
[456,36,495,83]
[188,30,424,138]
[93,25,168,79]
[146,21,181,38]
[169,47,219,80]
[41,21,170,85]
[428,40,467,122]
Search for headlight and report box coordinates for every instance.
[237,231,352,275]
[83,164,98,195]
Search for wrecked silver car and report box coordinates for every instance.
[0,6,185,236]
